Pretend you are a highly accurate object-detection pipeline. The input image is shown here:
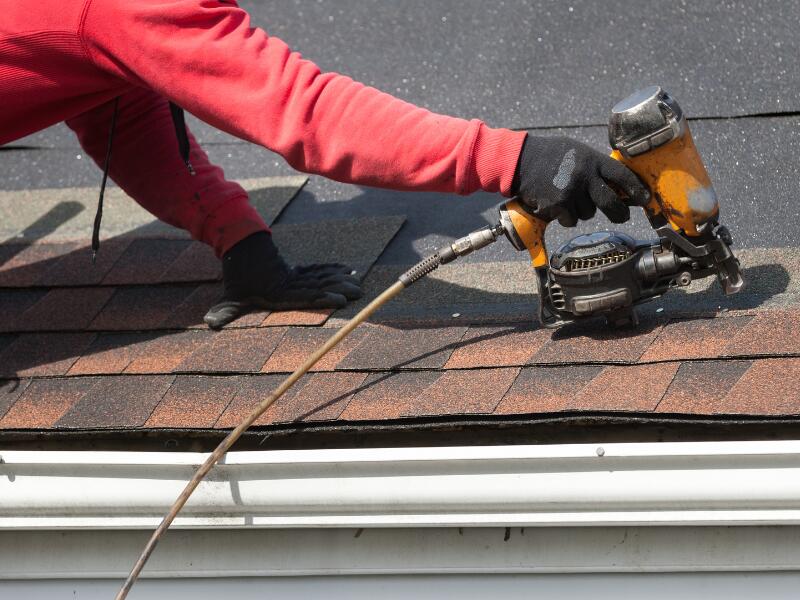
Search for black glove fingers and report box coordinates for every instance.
[589,177,631,224]
[286,272,362,296]
[274,289,348,310]
[598,158,650,206]
[575,195,597,221]
[320,280,362,300]
[556,208,578,228]
[204,299,253,330]
[293,263,353,277]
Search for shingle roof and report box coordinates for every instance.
[3,181,799,450]
[5,2,800,449]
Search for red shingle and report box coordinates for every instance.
[160,242,220,283]
[125,330,213,373]
[261,371,368,424]
[0,378,31,422]
[18,287,115,331]
[570,363,680,412]
[159,283,222,329]
[102,239,190,285]
[226,308,273,328]
[495,365,604,414]
[89,286,194,331]
[336,324,467,370]
[1,377,97,429]
[640,316,753,362]
[146,375,242,428]
[723,310,800,357]
[55,375,174,428]
[531,319,663,365]
[68,332,156,375]
[717,358,800,415]
[401,368,519,417]
[262,309,333,327]
[656,360,753,414]
[0,332,95,378]
[177,327,286,372]
[444,325,551,369]
[339,371,442,421]
[214,374,299,428]
[262,327,367,373]
[40,239,131,287]
[0,242,77,287]
[0,289,47,332]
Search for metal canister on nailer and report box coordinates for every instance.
[608,85,719,237]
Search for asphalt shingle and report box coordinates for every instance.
[571,363,680,412]
[495,365,604,414]
[717,358,800,415]
[339,371,442,421]
[261,371,368,424]
[56,375,174,428]
[640,316,753,362]
[336,324,467,370]
[67,332,156,375]
[0,378,30,422]
[532,319,664,365]
[0,377,97,429]
[177,327,286,373]
[160,242,220,283]
[0,289,47,332]
[723,310,800,357]
[89,286,194,331]
[39,239,132,287]
[0,242,77,287]
[17,287,114,331]
[262,326,367,373]
[0,332,94,378]
[656,360,753,414]
[401,368,519,417]
[444,324,551,369]
[102,239,191,285]
[214,374,296,428]
[146,375,243,428]
[125,330,213,374]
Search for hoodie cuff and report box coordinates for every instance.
[202,194,270,257]
[469,124,527,197]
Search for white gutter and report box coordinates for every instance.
[3,440,800,529]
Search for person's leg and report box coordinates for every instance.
[65,87,267,257]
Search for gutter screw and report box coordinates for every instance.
[596,447,605,457]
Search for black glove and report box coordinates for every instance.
[204,231,362,329]
[512,135,649,226]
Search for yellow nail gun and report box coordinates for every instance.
[496,85,743,327]
[433,86,743,327]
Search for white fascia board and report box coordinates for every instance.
[4,440,800,529]
[7,526,800,579]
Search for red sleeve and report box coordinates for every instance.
[65,87,268,256]
[78,0,525,196]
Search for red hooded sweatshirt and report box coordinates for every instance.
[0,0,526,256]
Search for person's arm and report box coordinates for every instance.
[78,0,526,197]
[65,86,268,256]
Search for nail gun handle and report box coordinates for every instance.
[609,124,719,236]
[500,199,549,268]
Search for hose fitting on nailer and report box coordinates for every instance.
[399,223,503,287]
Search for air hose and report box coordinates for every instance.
[115,222,505,599]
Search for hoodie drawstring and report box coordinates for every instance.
[91,99,194,262]
[91,96,119,264]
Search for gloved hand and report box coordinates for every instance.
[512,135,650,226]
[204,231,361,329]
